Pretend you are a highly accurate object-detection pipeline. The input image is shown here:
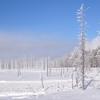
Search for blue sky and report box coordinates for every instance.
[0,0,100,58]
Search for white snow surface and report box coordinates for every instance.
[0,68,100,100]
[1,89,100,100]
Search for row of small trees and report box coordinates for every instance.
[0,57,47,70]
[0,57,65,70]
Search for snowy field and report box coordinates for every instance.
[1,89,100,100]
[0,68,100,100]
[0,68,74,81]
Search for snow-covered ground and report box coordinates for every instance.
[0,68,73,81]
[1,89,100,100]
[0,68,100,100]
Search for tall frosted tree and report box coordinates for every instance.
[77,4,87,89]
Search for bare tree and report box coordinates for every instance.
[41,71,44,88]
[77,4,87,89]
[46,57,49,76]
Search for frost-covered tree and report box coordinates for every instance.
[77,4,87,89]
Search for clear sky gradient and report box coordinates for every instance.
[0,0,99,58]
